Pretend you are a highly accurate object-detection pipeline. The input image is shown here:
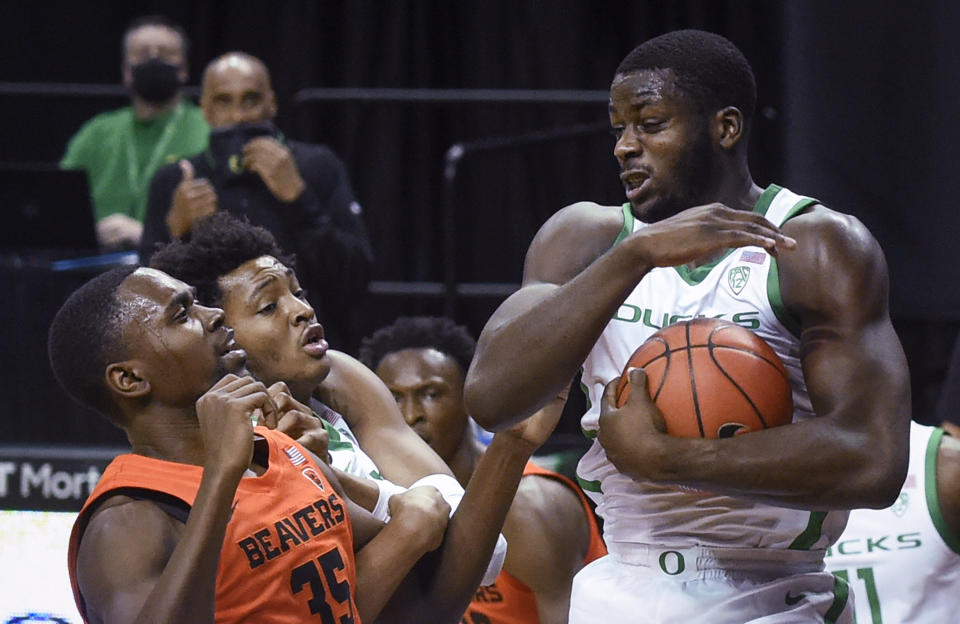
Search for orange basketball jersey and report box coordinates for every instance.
[461,461,607,624]
[68,427,360,623]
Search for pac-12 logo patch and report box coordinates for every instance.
[890,492,909,517]
[728,266,750,295]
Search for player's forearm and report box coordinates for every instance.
[353,516,443,623]
[642,412,906,510]
[133,466,242,623]
[466,245,649,430]
[401,433,534,623]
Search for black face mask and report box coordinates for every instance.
[130,58,184,103]
[206,120,280,180]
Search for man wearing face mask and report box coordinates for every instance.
[61,15,209,251]
[140,51,373,351]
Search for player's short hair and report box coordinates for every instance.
[48,265,139,418]
[122,15,191,62]
[616,29,756,125]
[149,212,295,307]
[359,316,477,376]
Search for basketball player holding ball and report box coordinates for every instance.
[464,30,911,623]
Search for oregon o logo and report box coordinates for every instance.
[658,550,686,575]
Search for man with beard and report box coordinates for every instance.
[62,16,209,251]
[139,51,372,350]
[463,30,911,623]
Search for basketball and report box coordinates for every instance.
[615,318,793,438]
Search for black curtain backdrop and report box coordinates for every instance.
[2,0,956,443]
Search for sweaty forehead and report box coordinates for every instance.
[610,69,681,105]
[114,268,187,325]
[219,255,289,294]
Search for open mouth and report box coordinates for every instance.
[620,170,650,199]
[301,325,328,357]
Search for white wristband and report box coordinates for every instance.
[408,473,507,586]
[371,478,406,522]
[409,473,465,513]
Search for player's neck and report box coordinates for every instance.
[717,162,762,212]
[126,406,211,466]
[131,92,181,121]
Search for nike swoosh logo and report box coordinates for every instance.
[785,591,807,606]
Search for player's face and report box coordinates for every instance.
[374,348,470,463]
[201,59,277,128]
[122,25,187,85]
[609,69,718,223]
[118,268,245,405]
[217,256,331,402]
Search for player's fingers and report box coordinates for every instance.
[600,375,622,410]
[179,159,194,182]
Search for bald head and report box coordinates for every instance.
[201,52,277,127]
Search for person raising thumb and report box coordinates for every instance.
[166,159,218,239]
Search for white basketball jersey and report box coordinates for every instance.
[310,398,384,480]
[578,184,849,558]
[825,424,960,623]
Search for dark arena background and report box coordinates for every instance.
[2,2,959,620]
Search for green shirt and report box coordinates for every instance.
[61,99,209,222]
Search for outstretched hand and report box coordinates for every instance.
[634,203,796,269]
[265,381,331,461]
[597,367,671,481]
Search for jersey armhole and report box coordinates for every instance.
[612,203,634,247]
[766,196,821,339]
[925,428,960,553]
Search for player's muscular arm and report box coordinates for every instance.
[502,476,592,624]
[602,208,910,509]
[937,432,960,539]
[466,202,796,431]
[465,202,628,429]
[314,350,451,485]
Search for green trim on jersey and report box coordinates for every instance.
[582,427,597,439]
[614,203,634,246]
[767,194,818,339]
[321,418,357,453]
[787,511,828,550]
[823,574,851,624]
[925,427,960,554]
[766,259,801,339]
[577,475,602,493]
[753,183,782,216]
[671,184,782,285]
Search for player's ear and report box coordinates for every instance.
[105,362,151,399]
[712,106,744,150]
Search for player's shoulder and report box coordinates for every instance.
[780,202,884,274]
[524,201,627,284]
[545,200,625,235]
[512,469,587,524]
[783,203,876,250]
[80,493,183,565]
